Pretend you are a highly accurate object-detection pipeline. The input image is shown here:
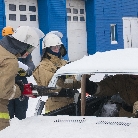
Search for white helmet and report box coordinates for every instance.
[12,26,44,47]
[48,31,63,38]
[42,33,63,49]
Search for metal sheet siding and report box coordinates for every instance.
[47,0,68,60]
[95,0,138,52]
[86,0,96,55]
[0,0,6,39]
[95,0,120,52]
[37,0,48,55]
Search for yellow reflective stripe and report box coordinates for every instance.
[0,113,10,119]
[45,111,50,113]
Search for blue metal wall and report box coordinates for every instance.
[95,0,138,52]
[37,0,48,55]
[0,0,6,39]
[38,0,68,60]
[85,0,96,55]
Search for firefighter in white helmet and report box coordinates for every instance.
[0,26,44,131]
[33,32,81,113]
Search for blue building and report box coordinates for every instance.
[1,0,138,64]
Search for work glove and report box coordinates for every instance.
[15,80,25,101]
[110,94,124,104]
[15,80,24,92]
[18,61,29,76]
[18,68,27,76]
[85,78,98,95]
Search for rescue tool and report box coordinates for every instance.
[22,83,58,97]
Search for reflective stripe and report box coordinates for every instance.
[45,111,50,113]
[0,113,10,119]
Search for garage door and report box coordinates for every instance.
[4,0,40,67]
[66,0,87,61]
[123,17,138,48]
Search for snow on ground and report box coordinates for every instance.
[1,49,138,137]
[1,116,138,138]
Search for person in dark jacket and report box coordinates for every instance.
[86,74,138,117]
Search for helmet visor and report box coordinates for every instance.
[50,45,61,53]
[26,45,35,53]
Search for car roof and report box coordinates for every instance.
[54,48,138,76]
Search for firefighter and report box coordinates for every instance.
[0,26,44,131]
[85,74,138,117]
[33,32,81,113]
[2,26,36,120]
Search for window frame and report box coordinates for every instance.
[110,24,118,44]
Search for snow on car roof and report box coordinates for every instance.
[55,48,138,76]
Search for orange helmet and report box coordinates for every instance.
[2,26,14,36]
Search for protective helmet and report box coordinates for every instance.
[42,33,63,49]
[49,31,63,38]
[2,26,14,36]
[12,26,44,48]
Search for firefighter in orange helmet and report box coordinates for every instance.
[2,26,14,36]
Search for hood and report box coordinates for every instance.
[0,35,29,55]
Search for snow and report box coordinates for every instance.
[0,48,138,137]
[1,115,138,138]
[55,48,138,76]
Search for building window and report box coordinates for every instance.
[66,8,71,13]
[73,8,78,14]
[80,9,84,14]
[80,16,85,21]
[29,6,36,12]
[19,5,26,11]
[30,15,36,21]
[9,4,16,11]
[67,16,71,21]
[20,15,27,21]
[73,16,78,21]
[110,24,118,44]
[9,14,16,21]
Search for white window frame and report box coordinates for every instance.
[110,24,118,44]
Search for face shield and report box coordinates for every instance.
[20,45,35,58]
[26,45,35,53]
[50,45,61,53]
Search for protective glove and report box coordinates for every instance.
[85,78,98,95]
[15,80,24,92]
[15,80,25,101]
[18,61,29,76]
[18,68,27,76]
[111,94,124,103]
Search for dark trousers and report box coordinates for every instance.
[7,96,29,120]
